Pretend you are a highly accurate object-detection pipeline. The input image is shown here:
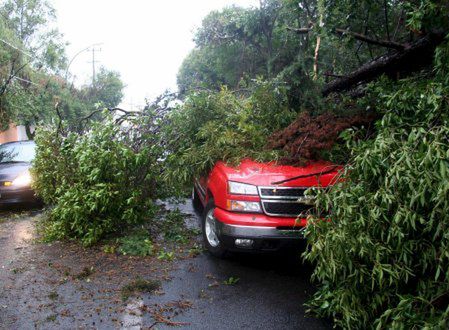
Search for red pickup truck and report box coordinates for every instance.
[193,159,341,257]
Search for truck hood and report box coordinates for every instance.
[0,162,31,181]
[215,159,342,187]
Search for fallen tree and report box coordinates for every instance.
[322,32,446,95]
[304,44,449,327]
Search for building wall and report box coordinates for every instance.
[0,124,30,144]
[16,125,29,141]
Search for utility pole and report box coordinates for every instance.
[88,46,101,88]
[65,42,103,82]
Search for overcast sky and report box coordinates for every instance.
[50,0,258,110]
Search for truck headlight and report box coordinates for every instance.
[228,181,258,195]
[227,200,262,213]
[12,170,32,187]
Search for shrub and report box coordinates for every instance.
[303,40,449,328]
[32,117,163,246]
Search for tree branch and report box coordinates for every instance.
[287,26,406,51]
[322,33,445,96]
[80,107,138,124]
[335,28,405,50]
[384,0,390,41]
[54,101,64,139]
[323,72,346,78]
[286,26,312,34]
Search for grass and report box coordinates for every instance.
[188,244,204,257]
[48,291,59,300]
[74,266,95,280]
[118,232,154,256]
[45,314,57,322]
[157,250,175,261]
[223,277,240,285]
[121,278,161,301]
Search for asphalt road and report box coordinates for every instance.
[0,202,331,329]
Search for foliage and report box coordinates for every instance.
[88,67,125,108]
[118,231,154,256]
[163,82,296,187]
[177,0,415,109]
[0,0,67,72]
[223,277,240,285]
[157,250,175,261]
[0,0,125,135]
[31,116,163,246]
[174,2,449,328]
[303,38,449,328]
[178,2,301,94]
[267,111,377,165]
[176,0,325,110]
[161,209,193,243]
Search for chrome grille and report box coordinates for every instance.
[258,186,314,217]
[259,187,307,199]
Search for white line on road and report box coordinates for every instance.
[121,297,144,330]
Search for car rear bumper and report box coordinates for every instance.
[213,208,306,252]
[0,187,37,205]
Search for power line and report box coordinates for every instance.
[64,42,103,81]
[0,38,32,58]
[11,76,39,86]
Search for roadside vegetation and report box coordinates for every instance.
[0,0,125,135]
[2,0,448,328]
[31,116,164,245]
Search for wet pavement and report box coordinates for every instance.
[0,202,330,329]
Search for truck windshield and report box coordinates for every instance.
[0,142,36,163]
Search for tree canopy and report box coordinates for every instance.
[0,0,125,136]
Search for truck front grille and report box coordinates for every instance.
[259,187,308,199]
[259,186,314,217]
[262,201,312,217]
[259,187,307,199]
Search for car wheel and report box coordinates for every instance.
[191,188,203,212]
[202,200,227,258]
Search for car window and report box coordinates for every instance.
[0,142,36,163]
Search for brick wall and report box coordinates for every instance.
[0,124,31,144]
[0,124,19,144]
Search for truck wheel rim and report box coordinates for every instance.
[205,208,220,247]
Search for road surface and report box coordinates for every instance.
[0,202,330,329]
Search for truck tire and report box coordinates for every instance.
[191,188,203,212]
[202,199,227,258]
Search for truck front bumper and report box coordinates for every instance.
[214,208,306,252]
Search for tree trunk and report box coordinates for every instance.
[322,33,445,96]
[313,36,321,80]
